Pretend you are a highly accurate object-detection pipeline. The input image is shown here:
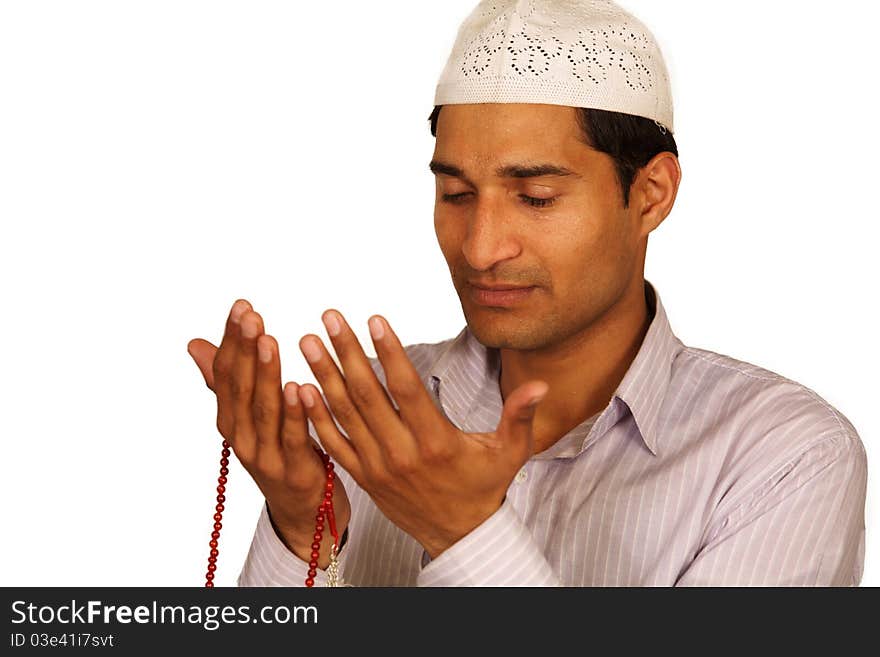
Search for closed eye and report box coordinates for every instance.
[440,192,556,208]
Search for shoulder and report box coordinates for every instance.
[671,344,866,507]
[675,344,860,442]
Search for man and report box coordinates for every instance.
[188,0,867,586]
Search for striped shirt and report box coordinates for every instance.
[238,279,867,586]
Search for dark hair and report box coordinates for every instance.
[428,105,678,209]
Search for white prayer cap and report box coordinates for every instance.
[434,0,674,134]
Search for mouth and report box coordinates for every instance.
[468,283,536,307]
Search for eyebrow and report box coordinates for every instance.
[428,159,581,185]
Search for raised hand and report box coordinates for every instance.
[296,309,548,559]
[187,299,351,569]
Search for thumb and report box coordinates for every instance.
[187,338,218,391]
[496,381,549,454]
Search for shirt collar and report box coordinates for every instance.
[428,279,684,458]
[611,279,685,456]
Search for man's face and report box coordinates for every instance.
[432,103,646,352]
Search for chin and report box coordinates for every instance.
[463,311,544,351]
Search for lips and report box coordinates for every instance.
[468,282,531,291]
[468,283,536,307]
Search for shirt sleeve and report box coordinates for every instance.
[416,496,562,586]
[675,432,867,586]
[237,501,342,587]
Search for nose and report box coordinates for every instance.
[460,195,523,272]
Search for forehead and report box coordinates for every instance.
[433,103,600,173]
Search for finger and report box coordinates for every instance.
[367,314,447,441]
[231,309,264,460]
[495,381,549,461]
[280,382,314,455]
[297,383,363,481]
[320,309,411,454]
[212,299,251,440]
[299,333,386,471]
[187,338,218,390]
[253,334,283,453]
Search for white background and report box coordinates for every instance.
[1,1,876,586]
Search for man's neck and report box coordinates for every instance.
[498,278,652,455]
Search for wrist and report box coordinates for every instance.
[266,503,348,569]
[421,497,505,559]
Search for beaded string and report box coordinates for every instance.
[205,440,341,587]
[204,440,230,587]
[307,445,340,587]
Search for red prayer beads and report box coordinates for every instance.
[205,440,339,588]
[205,440,230,587]
[306,446,340,587]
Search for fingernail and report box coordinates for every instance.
[300,387,315,408]
[257,338,272,363]
[301,338,322,363]
[527,384,549,407]
[242,318,258,339]
[284,383,299,406]
[322,311,341,337]
[368,316,385,340]
[231,300,248,323]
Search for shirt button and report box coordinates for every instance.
[515,467,528,484]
